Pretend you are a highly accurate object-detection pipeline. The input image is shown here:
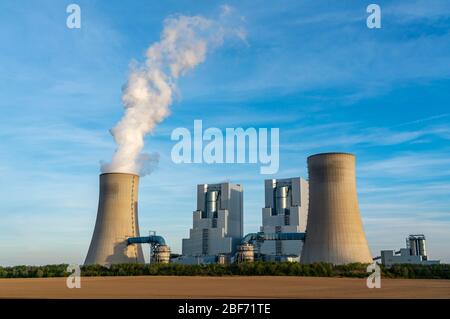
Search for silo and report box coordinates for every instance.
[407,234,427,260]
[418,238,427,260]
[84,173,144,265]
[235,243,255,263]
[151,245,171,264]
[301,153,372,265]
[409,237,419,256]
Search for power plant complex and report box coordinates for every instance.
[84,152,440,266]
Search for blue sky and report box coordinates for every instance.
[0,0,449,265]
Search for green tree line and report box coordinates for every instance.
[0,262,448,279]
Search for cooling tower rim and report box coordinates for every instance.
[307,152,354,160]
[99,172,139,177]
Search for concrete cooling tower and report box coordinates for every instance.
[85,173,144,265]
[301,153,372,265]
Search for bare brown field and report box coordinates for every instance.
[0,276,449,299]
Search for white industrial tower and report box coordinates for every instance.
[259,177,309,259]
[182,182,243,258]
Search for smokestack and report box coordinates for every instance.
[301,153,372,265]
[85,173,144,265]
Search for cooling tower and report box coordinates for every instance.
[85,173,144,265]
[301,153,372,265]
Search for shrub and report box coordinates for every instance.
[0,262,448,279]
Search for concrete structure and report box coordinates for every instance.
[301,153,372,265]
[171,255,217,265]
[380,234,440,267]
[151,245,171,264]
[85,173,144,265]
[259,177,308,258]
[407,234,428,259]
[263,255,300,262]
[235,243,255,263]
[217,254,230,265]
[182,182,243,259]
[380,249,440,267]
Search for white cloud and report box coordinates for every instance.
[359,153,450,178]
[282,121,450,151]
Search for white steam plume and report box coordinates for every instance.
[101,6,245,175]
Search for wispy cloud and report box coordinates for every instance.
[385,0,450,23]
[359,153,450,178]
[282,121,450,151]
[219,1,450,104]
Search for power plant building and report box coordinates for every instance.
[182,182,243,259]
[301,153,373,265]
[259,178,308,259]
[85,173,145,266]
[380,234,440,267]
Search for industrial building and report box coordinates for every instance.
[378,234,440,267]
[300,152,373,265]
[181,182,243,263]
[259,178,308,260]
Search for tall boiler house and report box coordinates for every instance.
[84,173,144,265]
[182,182,243,257]
[301,153,372,265]
[260,177,309,258]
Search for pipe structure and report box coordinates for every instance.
[127,235,170,264]
[300,153,372,265]
[241,232,306,244]
[127,235,166,246]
